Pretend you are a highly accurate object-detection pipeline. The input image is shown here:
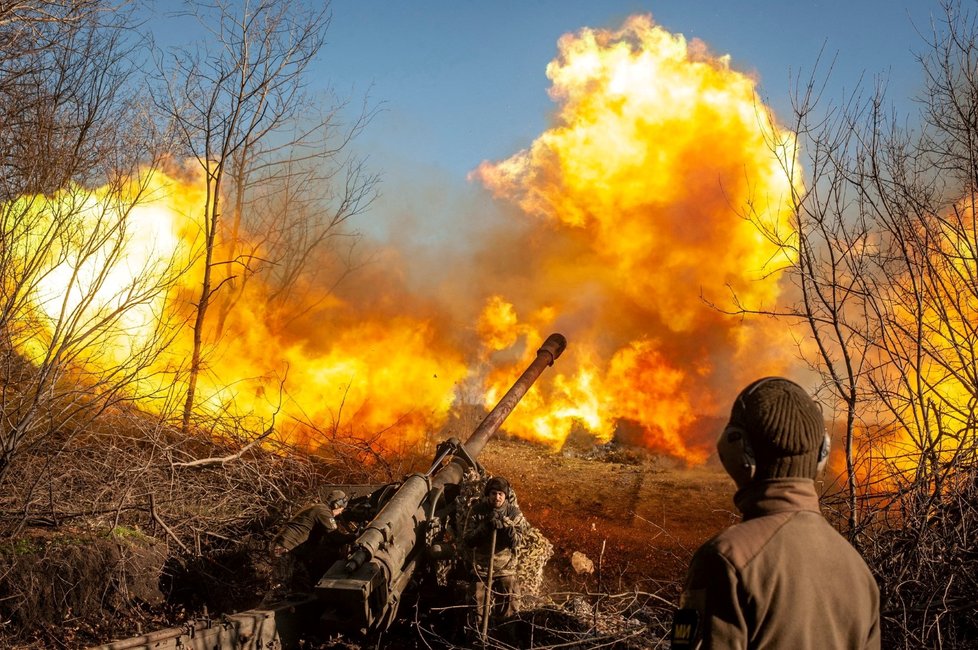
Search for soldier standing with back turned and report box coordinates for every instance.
[671,377,880,649]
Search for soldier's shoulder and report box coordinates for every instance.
[296,503,332,517]
[704,510,797,569]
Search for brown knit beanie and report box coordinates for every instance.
[728,377,824,480]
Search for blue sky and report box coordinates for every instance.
[321,1,938,182]
[146,1,943,246]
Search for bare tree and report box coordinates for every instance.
[0,2,178,484]
[737,2,978,645]
[213,96,378,336]
[156,0,374,433]
[728,61,882,535]
[811,0,978,499]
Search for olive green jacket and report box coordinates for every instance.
[674,478,880,649]
[273,504,339,552]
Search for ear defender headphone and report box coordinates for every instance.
[716,377,831,486]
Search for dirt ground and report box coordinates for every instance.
[478,437,736,595]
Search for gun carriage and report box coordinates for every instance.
[94,333,566,650]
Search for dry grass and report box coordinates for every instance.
[865,463,978,648]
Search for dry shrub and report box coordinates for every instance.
[416,590,674,649]
[858,458,978,649]
[819,442,978,649]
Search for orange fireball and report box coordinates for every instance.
[471,15,801,460]
[9,165,469,452]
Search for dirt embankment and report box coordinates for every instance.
[479,438,735,592]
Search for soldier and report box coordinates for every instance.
[463,475,527,633]
[671,377,880,649]
[270,490,353,589]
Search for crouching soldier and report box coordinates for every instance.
[463,476,528,636]
[270,490,354,589]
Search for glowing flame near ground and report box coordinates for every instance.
[8,175,198,373]
[471,15,801,460]
[857,199,978,474]
[10,166,469,453]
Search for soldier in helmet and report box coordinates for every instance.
[671,377,880,649]
[463,476,527,633]
[270,490,353,589]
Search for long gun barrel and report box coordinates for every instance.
[316,333,567,630]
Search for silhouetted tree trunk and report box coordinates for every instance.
[155,0,337,433]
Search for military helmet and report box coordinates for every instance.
[325,489,348,509]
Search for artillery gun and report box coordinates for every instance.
[94,333,566,650]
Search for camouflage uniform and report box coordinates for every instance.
[464,482,527,624]
[273,503,343,552]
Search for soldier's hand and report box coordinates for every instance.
[492,511,508,529]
